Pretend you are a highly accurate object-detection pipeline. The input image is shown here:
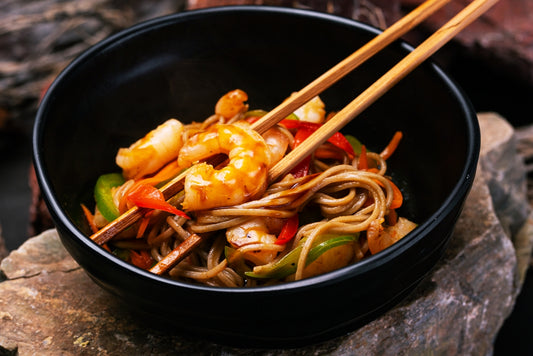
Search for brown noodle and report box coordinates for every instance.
[99,103,402,287]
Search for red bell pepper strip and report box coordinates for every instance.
[327,132,355,158]
[246,116,261,124]
[290,157,311,178]
[279,118,314,130]
[127,183,190,219]
[275,214,299,245]
[314,145,345,160]
[358,145,368,170]
[290,127,314,177]
[279,119,355,158]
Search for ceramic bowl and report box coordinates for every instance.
[33,6,479,347]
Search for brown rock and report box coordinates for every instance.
[1,114,530,355]
[479,112,529,239]
[0,0,187,125]
[478,112,533,285]
[332,163,519,355]
[0,230,78,280]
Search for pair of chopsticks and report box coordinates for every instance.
[90,0,499,275]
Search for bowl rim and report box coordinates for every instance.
[33,5,480,295]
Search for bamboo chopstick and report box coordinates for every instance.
[147,0,499,275]
[248,0,454,135]
[268,0,499,182]
[90,0,454,246]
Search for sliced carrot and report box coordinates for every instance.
[388,179,403,210]
[380,131,403,160]
[130,249,154,270]
[80,203,98,234]
[373,178,403,210]
[136,160,182,187]
[136,211,153,238]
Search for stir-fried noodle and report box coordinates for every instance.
[86,89,416,287]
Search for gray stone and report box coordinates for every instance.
[0,114,531,355]
[479,112,533,287]
[0,230,78,280]
[478,112,530,240]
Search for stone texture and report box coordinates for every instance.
[478,112,532,285]
[0,0,188,149]
[0,114,531,355]
[0,229,78,280]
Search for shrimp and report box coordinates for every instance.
[262,126,291,167]
[231,120,291,167]
[367,217,417,254]
[116,119,184,180]
[291,94,326,124]
[215,89,249,120]
[178,123,270,211]
[226,217,285,265]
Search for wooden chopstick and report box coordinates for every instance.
[90,0,453,246]
[249,0,454,135]
[268,0,499,182]
[147,0,498,275]
[149,233,203,275]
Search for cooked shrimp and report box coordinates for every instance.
[230,120,291,167]
[262,126,291,167]
[116,119,184,180]
[215,89,249,120]
[178,123,270,211]
[226,217,285,265]
[367,217,417,254]
[292,94,326,123]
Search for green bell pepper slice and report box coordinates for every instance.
[94,173,125,222]
[345,134,363,155]
[245,234,358,280]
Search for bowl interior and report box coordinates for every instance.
[33,6,478,346]
[39,9,471,230]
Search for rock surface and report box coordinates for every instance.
[0,113,531,355]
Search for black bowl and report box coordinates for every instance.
[33,6,479,347]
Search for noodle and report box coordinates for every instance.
[88,89,416,287]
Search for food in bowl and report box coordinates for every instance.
[84,89,417,287]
